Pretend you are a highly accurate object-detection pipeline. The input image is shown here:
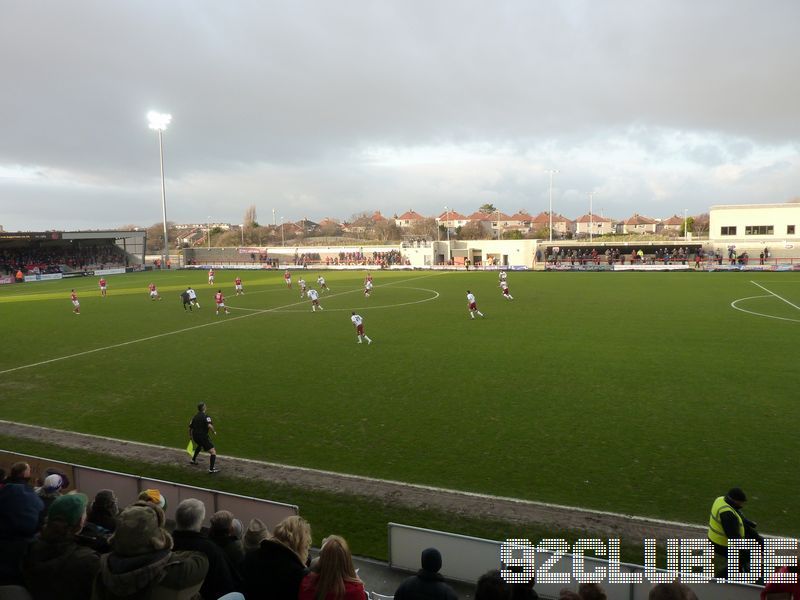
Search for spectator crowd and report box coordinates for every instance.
[0,243,128,276]
[0,462,770,600]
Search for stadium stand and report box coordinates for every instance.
[0,451,777,599]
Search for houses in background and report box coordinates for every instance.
[172,208,704,243]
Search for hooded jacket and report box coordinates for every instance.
[92,549,208,600]
[21,531,100,600]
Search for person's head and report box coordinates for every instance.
[175,498,205,532]
[243,518,269,552]
[138,489,167,511]
[45,493,88,534]
[578,583,607,600]
[467,290,471,294]
[475,569,511,600]
[648,583,688,600]
[315,535,359,600]
[210,510,236,537]
[111,502,172,556]
[10,461,30,481]
[198,402,206,413]
[272,515,312,564]
[420,548,442,574]
[41,473,65,495]
[726,487,747,509]
[90,489,119,516]
[351,311,355,316]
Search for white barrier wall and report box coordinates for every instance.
[1,450,298,530]
[388,523,764,600]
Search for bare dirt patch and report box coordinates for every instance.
[1,420,705,540]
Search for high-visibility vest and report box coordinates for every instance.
[708,496,745,547]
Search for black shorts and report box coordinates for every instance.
[192,434,214,452]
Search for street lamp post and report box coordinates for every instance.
[445,206,451,264]
[280,217,285,246]
[241,224,245,246]
[547,169,558,243]
[207,216,211,250]
[147,111,172,269]
[589,192,594,243]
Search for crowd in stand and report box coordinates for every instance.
[323,250,407,267]
[546,247,707,267]
[0,244,127,275]
[0,462,768,600]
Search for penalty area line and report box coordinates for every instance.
[750,280,800,312]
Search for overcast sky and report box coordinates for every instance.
[1,0,799,231]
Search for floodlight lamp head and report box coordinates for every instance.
[147,111,172,131]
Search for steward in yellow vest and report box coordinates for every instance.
[707,487,763,578]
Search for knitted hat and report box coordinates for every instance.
[91,489,118,512]
[48,493,88,527]
[243,518,269,552]
[421,547,442,573]
[42,474,64,493]
[727,487,747,502]
[43,468,70,490]
[111,503,172,556]
[139,488,168,510]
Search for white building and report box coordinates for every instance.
[710,203,799,254]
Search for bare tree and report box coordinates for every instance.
[458,221,485,239]
[692,213,709,235]
[244,205,258,227]
[409,218,438,239]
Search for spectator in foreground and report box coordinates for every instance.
[395,547,458,600]
[298,535,365,600]
[474,569,511,600]
[242,518,269,555]
[648,583,692,599]
[172,498,237,600]
[209,510,246,572]
[578,583,607,600]
[92,501,208,599]
[241,515,311,600]
[21,494,100,599]
[558,591,581,600]
[0,462,44,585]
[78,489,120,552]
[35,473,66,518]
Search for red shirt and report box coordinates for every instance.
[235,278,242,285]
[284,271,291,279]
[99,279,106,287]
[298,573,365,600]
[215,292,224,304]
[209,270,214,276]
[761,566,800,599]
[149,283,156,292]
[71,292,78,301]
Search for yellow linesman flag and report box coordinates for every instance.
[186,440,196,456]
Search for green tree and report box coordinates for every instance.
[479,203,497,214]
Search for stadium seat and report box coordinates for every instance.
[0,586,34,600]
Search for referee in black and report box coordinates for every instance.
[189,402,219,473]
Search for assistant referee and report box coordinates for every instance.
[189,402,219,473]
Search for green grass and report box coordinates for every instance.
[1,269,799,536]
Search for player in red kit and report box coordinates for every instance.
[234,276,244,296]
[284,270,292,289]
[148,283,161,301]
[70,290,80,314]
[98,278,107,297]
[215,290,230,315]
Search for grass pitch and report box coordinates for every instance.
[1,269,798,535]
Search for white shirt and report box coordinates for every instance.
[467,293,476,303]
[365,281,373,290]
[187,289,197,300]
[499,271,507,281]
[299,279,306,288]
[351,314,363,327]
[317,277,325,285]
[308,289,319,301]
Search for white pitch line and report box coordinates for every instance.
[750,280,800,312]
[730,296,800,323]
[0,273,443,375]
